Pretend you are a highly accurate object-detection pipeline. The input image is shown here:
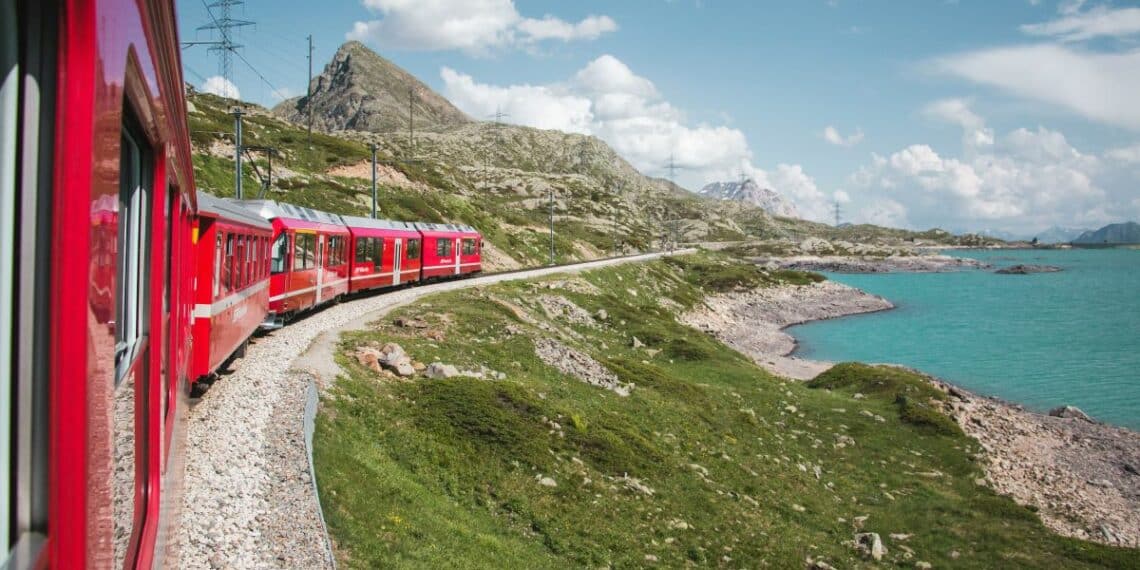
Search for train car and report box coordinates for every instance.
[414,223,483,280]
[341,215,422,293]
[191,194,272,383]
[1,0,199,567]
[240,201,350,327]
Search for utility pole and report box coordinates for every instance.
[549,187,555,266]
[232,106,244,199]
[307,34,314,147]
[185,0,253,99]
[612,182,623,257]
[370,143,378,219]
[408,86,415,155]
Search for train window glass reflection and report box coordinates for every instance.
[114,116,153,568]
[115,124,151,377]
[271,233,287,274]
[371,238,383,268]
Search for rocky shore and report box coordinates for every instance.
[770,254,990,273]
[680,280,894,380]
[683,280,1140,548]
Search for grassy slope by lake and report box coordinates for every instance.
[314,254,1136,569]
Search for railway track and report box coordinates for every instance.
[177,250,693,569]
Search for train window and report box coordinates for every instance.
[271,233,288,274]
[371,238,384,267]
[406,239,420,260]
[294,233,316,270]
[354,237,368,263]
[114,115,154,568]
[436,238,452,257]
[224,233,233,292]
[462,238,476,255]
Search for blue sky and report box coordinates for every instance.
[178,0,1140,234]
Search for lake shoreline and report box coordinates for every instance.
[682,273,1140,548]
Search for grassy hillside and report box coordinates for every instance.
[314,254,1133,569]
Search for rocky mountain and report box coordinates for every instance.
[699,179,800,218]
[1073,222,1140,244]
[272,41,471,133]
[1033,226,1091,244]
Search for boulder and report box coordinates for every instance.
[853,532,887,561]
[425,362,460,379]
[1048,405,1093,422]
[391,362,416,377]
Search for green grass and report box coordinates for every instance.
[314,254,1137,569]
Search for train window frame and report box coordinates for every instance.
[213,232,222,298]
[113,107,154,568]
[406,239,420,260]
[462,238,476,255]
[271,232,288,274]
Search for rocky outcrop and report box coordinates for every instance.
[533,338,631,396]
[273,41,470,134]
[995,264,1063,274]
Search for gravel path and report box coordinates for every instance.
[176,252,685,569]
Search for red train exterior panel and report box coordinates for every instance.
[191,194,272,382]
[414,223,482,280]
[238,201,350,323]
[341,215,422,293]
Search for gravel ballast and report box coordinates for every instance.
[176,252,681,569]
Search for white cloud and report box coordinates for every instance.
[1106,144,1140,163]
[202,76,240,99]
[516,15,617,42]
[347,0,616,54]
[440,55,835,222]
[439,67,593,133]
[935,44,1140,131]
[822,125,864,147]
[1021,4,1140,41]
[845,100,1129,233]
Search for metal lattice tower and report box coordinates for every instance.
[195,0,253,97]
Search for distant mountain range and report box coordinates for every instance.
[1073,222,1140,245]
[698,179,800,218]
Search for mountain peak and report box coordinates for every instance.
[698,179,800,219]
[272,41,470,133]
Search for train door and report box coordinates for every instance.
[315,234,325,304]
[393,239,402,286]
[454,238,461,275]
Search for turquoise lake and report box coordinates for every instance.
[788,248,1140,430]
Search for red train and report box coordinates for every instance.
[0,1,481,567]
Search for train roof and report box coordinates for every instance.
[197,192,273,229]
[413,222,479,235]
[236,199,346,227]
[339,215,419,233]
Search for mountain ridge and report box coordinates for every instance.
[1073,221,1140,244]
[272,41,471,133]
[698,179,801,219]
